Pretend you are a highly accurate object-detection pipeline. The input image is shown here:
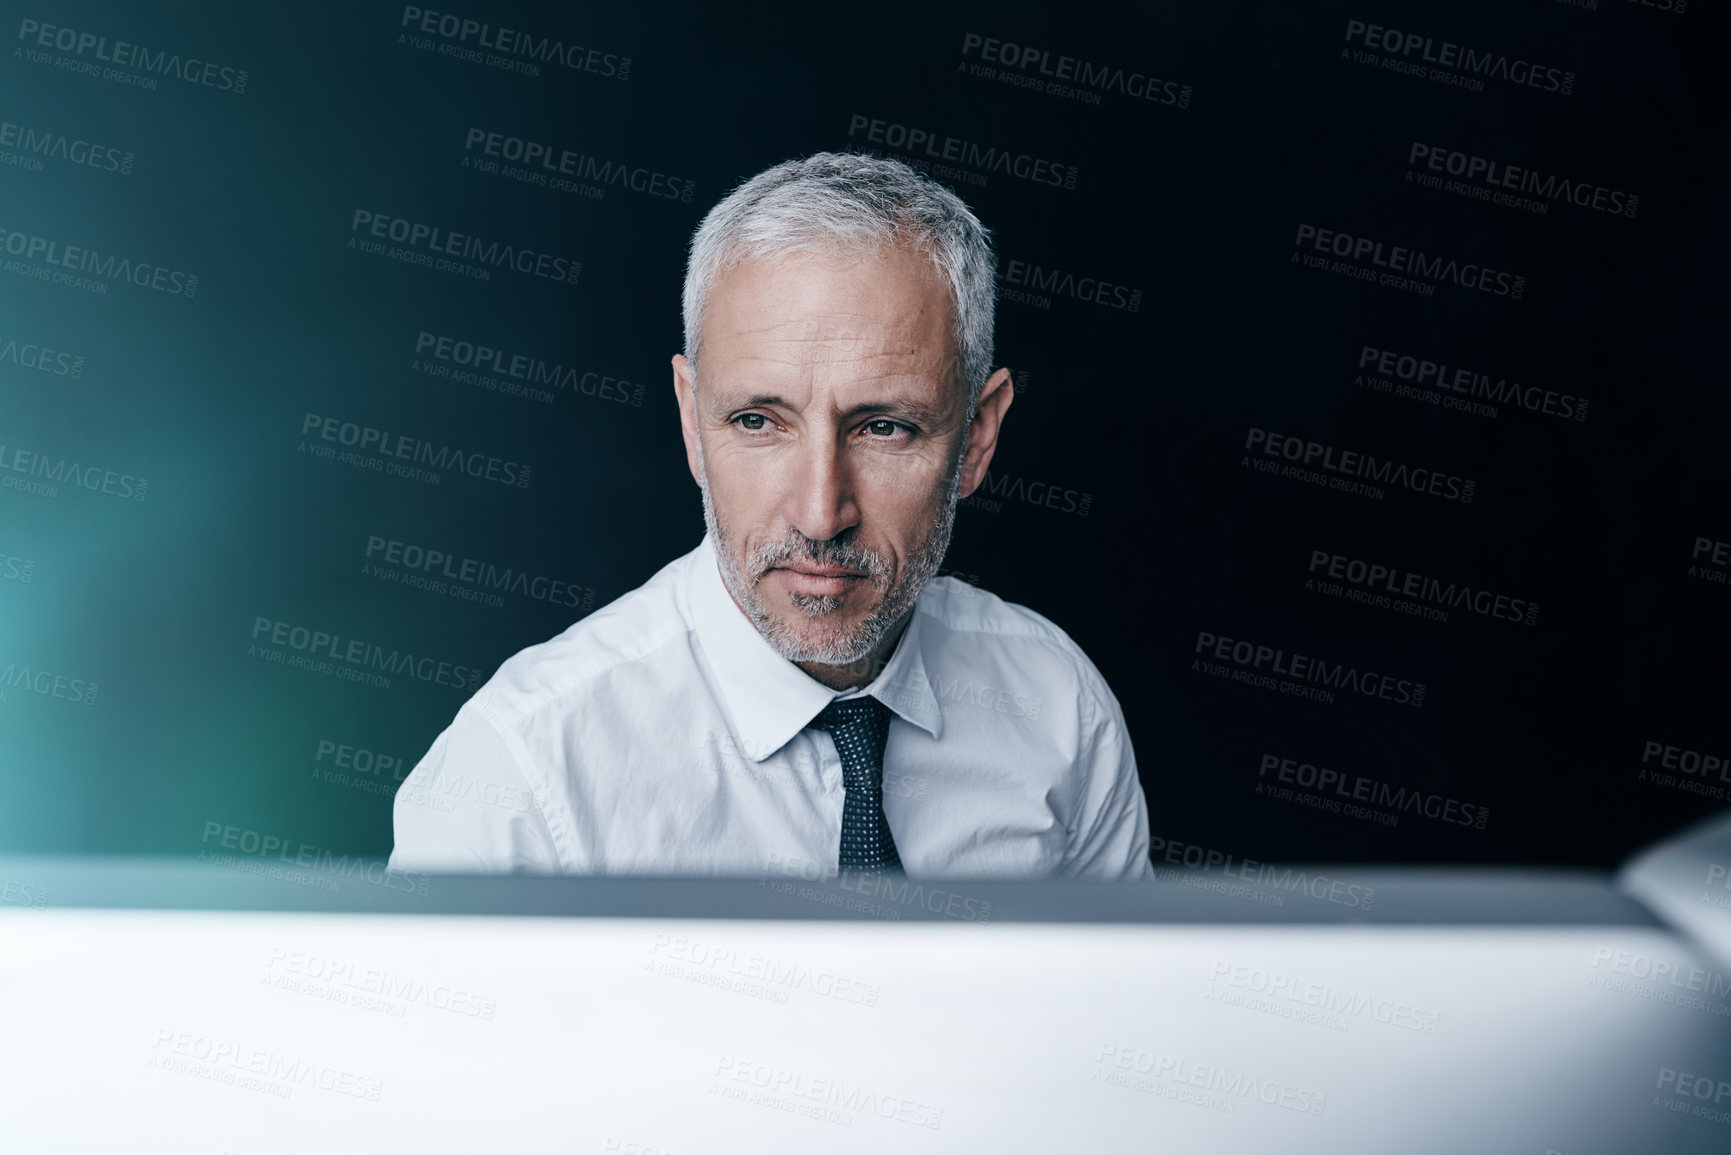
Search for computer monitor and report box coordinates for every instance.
[6,851,1731,1154]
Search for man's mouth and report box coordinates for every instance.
[773,563,867,592]
[780,563,863,578]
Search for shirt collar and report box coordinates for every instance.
[686,531,944,762]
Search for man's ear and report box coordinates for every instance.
[672,353,702,487]
[957,367,1015,499]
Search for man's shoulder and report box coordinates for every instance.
[918,574,1103,685]
[469,545,699,729]
[918,577,1128,757]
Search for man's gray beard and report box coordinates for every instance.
[698,441,966,667]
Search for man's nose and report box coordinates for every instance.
[787,437,860,543]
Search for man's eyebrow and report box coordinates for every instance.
[711,394,948,426]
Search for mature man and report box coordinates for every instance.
[389,151,1152,879]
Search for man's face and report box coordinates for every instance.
[672,244,1006,669]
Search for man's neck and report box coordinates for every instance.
[795,613,912,691]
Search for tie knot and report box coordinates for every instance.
[807,695,892,735]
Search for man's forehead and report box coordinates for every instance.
[701,339,954,392]
[702,349,953,401]
[711,325,933,363]
[705,251,952,353]
[712,246,947,309]
[700,337,958,417]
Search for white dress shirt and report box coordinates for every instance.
[388,531,1153,880]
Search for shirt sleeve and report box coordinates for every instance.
[1060,663,1154,881]
[387,700,563,874]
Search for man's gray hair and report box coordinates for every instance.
[681,150,998,415]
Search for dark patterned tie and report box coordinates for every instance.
[805,695,902,872]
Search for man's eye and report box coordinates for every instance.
[865,420,909,438]
[734,414,770,432]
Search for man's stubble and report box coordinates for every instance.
[696,407,973,667]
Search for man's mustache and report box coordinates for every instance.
[756,540,888,582]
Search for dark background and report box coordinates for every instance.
[1,0,1725,868]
